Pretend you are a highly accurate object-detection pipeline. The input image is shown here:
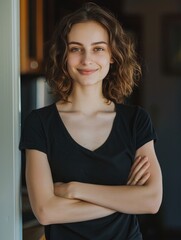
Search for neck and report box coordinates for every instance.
[67,85,112,115]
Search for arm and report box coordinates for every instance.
[25,149,115,225]
[55,141,162,214]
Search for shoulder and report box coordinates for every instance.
[19,104,56,153]
[23,103,57,129]
[116,104,157,148]
[26,103,56,120]
[31,103,56,117]
[116,103,153,131]
[116,103,148,120]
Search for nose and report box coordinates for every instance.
[81,51,93,65]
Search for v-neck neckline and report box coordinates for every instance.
[53,103,119,153]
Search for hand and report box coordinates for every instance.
[54,182,76,199]
[127,156,150,186]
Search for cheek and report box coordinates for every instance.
[98,54,111,66]
[67,55,80,67]
[97,58,111,78]
[99,58,111,71]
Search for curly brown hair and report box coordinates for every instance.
[45,2,141,103]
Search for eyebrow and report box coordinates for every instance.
[68,41,108,46]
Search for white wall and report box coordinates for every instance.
[124,0,181,230]
[0,0,22,239]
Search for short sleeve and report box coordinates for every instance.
[19,110,47,154]
[135,107,158,149]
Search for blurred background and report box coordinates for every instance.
[20,0,181,239]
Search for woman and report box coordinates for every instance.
[19,2,162,239]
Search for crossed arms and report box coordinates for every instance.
[25,140,162,225]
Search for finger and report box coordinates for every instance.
[128,156,149,182]
[132,161,150,183]
[128,161,150,185]
[137,172,151,186]
[132,156,149,175]
[127,161,150,185]
[128,156,142,178]
[128,156,148,179]
[128,172,150,186]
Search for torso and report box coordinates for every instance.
[20,103,150,239]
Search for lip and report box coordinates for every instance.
[77,69,98,75]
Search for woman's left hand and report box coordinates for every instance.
[127,156,150,186]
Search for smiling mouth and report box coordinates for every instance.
[77,69,98,75]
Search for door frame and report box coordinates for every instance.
[0,0,22,239]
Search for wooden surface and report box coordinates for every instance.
[23,225,45,240]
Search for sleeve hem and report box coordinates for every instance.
[136,135,157,150]
[19,143,47,154]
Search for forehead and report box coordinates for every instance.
[67,21,109,43]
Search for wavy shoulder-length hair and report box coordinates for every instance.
[45,2,141,103]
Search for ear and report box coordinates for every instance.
[110,57,114,64]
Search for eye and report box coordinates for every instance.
[94,47,105,52]
[69,47,82,53]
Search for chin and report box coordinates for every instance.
[80,80,102,87]
[74,77,103,87]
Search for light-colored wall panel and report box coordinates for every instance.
[0,0,22,239]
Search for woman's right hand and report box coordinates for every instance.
[127,156,150,186]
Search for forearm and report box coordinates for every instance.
[54,157,162,215]
[73,183,162,214]
[33,194,115,225]
[53,148,162,215]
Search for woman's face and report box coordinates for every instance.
[66,21,113,87]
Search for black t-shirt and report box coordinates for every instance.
[19,103,157,240]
